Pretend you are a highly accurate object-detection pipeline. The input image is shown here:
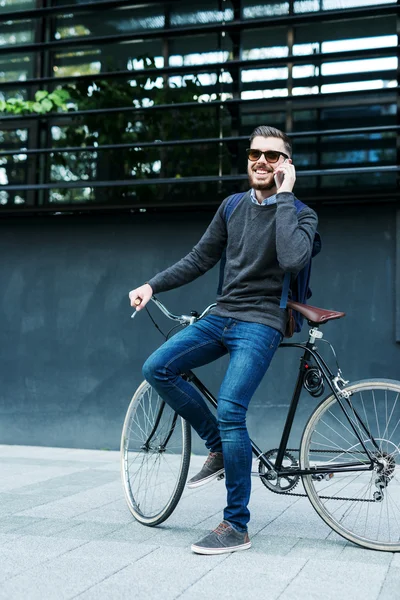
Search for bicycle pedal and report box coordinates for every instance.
[217,473,225,480]
[312,473,334,482]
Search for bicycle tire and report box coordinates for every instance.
[301,378,400,551]
[120,380,191,526]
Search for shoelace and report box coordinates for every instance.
[205,452,219,466]
[213,522,230,536]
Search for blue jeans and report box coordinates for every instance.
[142,314,282,532]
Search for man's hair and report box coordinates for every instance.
[249,126,292,157]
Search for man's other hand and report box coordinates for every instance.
[129,283,153,312]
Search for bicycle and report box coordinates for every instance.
[121,296,400,552]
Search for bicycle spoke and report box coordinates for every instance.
[121,381,190,524]
[302,381,400,550]
[313,426,366,465]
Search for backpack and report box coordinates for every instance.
[217,192,322,337]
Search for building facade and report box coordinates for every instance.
[0,0,399,450]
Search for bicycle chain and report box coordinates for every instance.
[259,448,375,503]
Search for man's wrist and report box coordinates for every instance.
[145,282,154,294]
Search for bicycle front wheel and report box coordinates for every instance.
[301,379,400,551]
[121,380,191,526]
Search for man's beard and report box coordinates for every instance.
[248,168,276,190]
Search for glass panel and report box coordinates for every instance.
[0,128,29,208]
[293,137,319,167]
[0,53,33,85]
[48,178,250,207]
[242,26,288,60]
[54,5,165,41]
[294,0,321,12]
[170,1,234,26]
[322,0,396,10]
[0,19,34,46]
[320,102,396,130]
[293,0,396,11]
[240,107,286,133]
[0,0,35,13]
[320,132,396,166]
[241,1,290,18]
[0,17,34,85]
[48,98,226,204]
[320,171,395,189]
[322,34,397,53]
[53,39,164,77]
[168,33,233,102]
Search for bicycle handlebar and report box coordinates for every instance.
[132,295,217,326]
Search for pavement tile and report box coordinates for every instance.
[0,515,40,534]
[76,546,227,600]
[339,543,394,565]
[0,467,93,493]
[51,521,123,541]
[0,533,21,546]
[0,445,73,459]
[0,536,86,584]
[388,551,400,568]
[279,558,389,600]
[3,517,85,538]
[16,482,121,519]
[378,565,400,600]
[250,533,299,555]
[286,536,346,559]
[70,506,133,524]
[145,525,210,548]
[0,457,109,469]
[0,493,55,517]
[100,522,160,544]
[0,546,150,600]
[179,555,307,600]
[260,502,331,540]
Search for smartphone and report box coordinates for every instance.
[274,159,287,189]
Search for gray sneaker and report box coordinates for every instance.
[186,451,224,489]
[191,520,251,555]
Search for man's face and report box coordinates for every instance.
[247,136,288,191]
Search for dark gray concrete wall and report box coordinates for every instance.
[0,204,399,453]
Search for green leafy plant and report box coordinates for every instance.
[0,89,70,115]
[50,55,229,204]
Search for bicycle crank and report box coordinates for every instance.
[258,449,300,493]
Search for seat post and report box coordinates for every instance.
[308,325,323,345]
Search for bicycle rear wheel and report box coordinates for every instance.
[301,379,400,551]
[121,380,191,526]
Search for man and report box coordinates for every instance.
[129,125,318,555]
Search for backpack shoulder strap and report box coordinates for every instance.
[312,231,322,258]
[223,192,246,223]
[217,192,247,296]
[280,199,321,309]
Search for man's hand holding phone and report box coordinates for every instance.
[274,158,296,194]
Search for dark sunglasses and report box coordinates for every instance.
[246,149,289,163]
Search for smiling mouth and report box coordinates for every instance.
[253,169,272,175]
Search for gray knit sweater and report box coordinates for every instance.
[147,190,318,335]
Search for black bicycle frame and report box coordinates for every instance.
[182,338,378,478]
[143,398,179,451]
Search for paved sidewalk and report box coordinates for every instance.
[0,445,399,600]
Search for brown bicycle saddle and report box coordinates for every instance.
[287,300,345,325]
